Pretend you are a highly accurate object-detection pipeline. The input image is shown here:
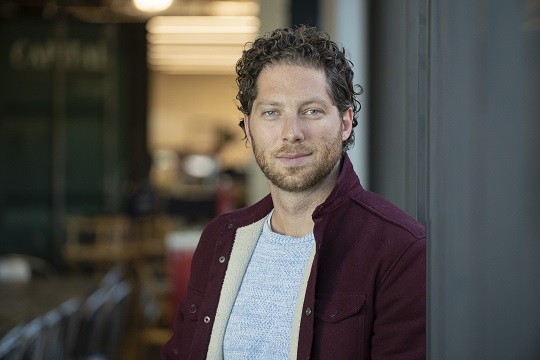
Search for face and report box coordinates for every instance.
[244,64,353,192]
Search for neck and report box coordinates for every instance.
[268,160,341,237]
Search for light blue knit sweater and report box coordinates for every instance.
[223,211,315,359]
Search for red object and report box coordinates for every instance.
[216,174,235,216]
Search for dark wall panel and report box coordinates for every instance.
[427,0,540,358]
[0,17,148,267]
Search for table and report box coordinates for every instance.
[0,277,99,339]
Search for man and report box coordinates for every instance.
[162,25,425,359]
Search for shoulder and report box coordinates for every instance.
[349,189,425,241]
[331,155,424,241]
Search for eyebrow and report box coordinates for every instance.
[254,101,282,109]
[299,97,332,107]
[254,97,332,110]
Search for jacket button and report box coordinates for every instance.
[330,308,338,317]
[219,256,226,263]
[305,307,312,316]
[203,316,211,323]
[189,304,198,313]
[227,223,234,229]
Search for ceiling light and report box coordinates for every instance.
[146,16,260,74]
[133,0,173,13]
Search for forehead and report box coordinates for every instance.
[255,64,330,101]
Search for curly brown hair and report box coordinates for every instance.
[236,25,362,151]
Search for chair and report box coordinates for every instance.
[40,308,65,360]
[0,310,66,360]
[130,215,180,263]
[71,279,133,360]
[0,293,83,360]
[57,298,83,360]
[18,317,46,360]
[101,281,133,360]
[0,325,24,360]
[71,286,109,359]
[99,266,124,289]
[63,216,133,275]
[131,242,174,359]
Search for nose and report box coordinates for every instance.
[281,116,304,143]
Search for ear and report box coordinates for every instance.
[244,114,253,145]
[341,108,353,141]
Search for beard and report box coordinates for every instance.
[251,133,344,192]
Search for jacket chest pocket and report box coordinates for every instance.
[312,293,367,360]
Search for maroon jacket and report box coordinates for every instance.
[162,155,426,359]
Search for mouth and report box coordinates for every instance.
[276,152,312,166]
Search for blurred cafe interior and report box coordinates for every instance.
[0,0,333,358]
[1,0,540,359]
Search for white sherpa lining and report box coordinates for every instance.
[206,217,266,359]
[289,242,316,358]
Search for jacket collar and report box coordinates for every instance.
[311,153,364,218]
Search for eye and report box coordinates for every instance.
[263,110,279,117]
[304,109,322,116]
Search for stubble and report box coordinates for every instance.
[251,132,343,192]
